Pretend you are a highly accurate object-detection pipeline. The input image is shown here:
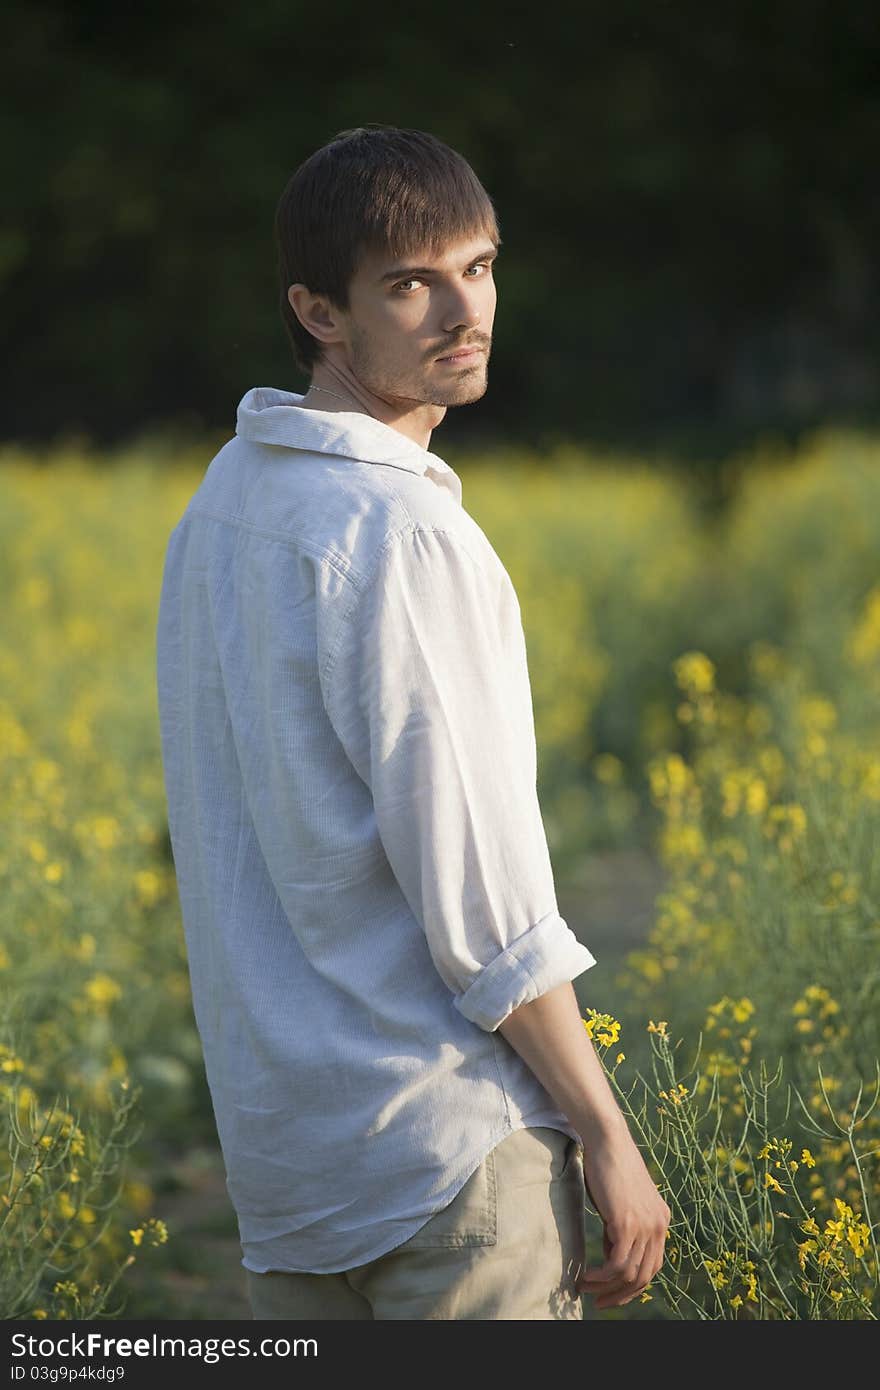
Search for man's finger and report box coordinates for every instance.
[591,1241,656,1304]
[578,1236,639,1289]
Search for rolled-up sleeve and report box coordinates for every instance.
[321,524,597,1031]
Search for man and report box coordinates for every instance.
[155,124,669,1321]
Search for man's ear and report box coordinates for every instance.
[287,284,345,348]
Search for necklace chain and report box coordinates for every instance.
[308,384,355,404]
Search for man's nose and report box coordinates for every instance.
[440,286,482,333]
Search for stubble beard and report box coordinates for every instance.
[350,331,490,408]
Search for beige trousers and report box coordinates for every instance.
[245,1125,586,1320]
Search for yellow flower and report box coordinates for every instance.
[84,973,122,1007]
[77,933,97,961]
[129,1227,144,1246]
[847,1226,867,1259]
[797,1239,817,1270]
[57,1192,76,1220]
[133,869,163,907]
[746,779,767,815]
[146,1217,169,1245]
[801,1148,816,1168]
[92,815,122,850]
[674,651,716,695]
[583,1009,621,1048]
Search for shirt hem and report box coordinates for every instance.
[238,1116,574,1276]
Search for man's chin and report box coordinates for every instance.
[377,368,488,410]
[430,376,489,408]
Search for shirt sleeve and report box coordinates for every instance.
[320,524,597,1031]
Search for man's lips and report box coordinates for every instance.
[435,346,484,362]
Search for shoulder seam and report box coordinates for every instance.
[320,522,499,699]
[186,505,357,588]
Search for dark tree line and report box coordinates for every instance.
[3,0,878,462]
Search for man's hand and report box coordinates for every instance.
[576,1123,671,1308]
[496,980,671,1310]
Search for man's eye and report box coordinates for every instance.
[394,263,493,294]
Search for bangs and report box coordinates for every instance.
[357,161,500,264]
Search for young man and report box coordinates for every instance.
[155,124,670,1321]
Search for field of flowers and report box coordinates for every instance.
[1,425,878,1318]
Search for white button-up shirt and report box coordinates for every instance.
[155,385,597,1274]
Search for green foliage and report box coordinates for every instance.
[0,1074,168,1320]
[586,1017,879,1318]
[1,425,878,1316]
[4,4,879,448]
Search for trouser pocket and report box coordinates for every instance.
[399,1150,498,1248]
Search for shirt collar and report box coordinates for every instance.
[235,386,462,504]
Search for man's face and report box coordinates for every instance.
[332,232,497,408]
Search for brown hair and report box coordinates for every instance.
[274,124,502,374]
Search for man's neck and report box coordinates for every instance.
[300,373,445,451]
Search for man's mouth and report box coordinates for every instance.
[436,347,484,363]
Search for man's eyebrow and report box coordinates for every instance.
[377,246,499,284]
